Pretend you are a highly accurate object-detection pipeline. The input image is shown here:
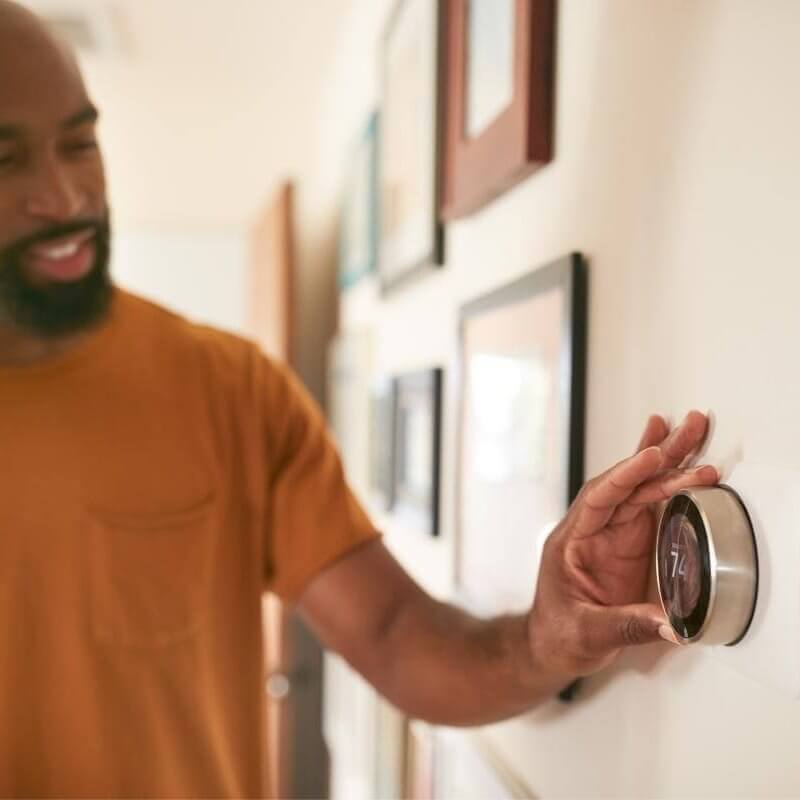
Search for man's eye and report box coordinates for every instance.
[65,140,98,155]
[0,153,16,170]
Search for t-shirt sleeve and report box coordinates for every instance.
[261,356,381,603]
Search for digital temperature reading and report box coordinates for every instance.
[657,495,711,639]
[656,487,758,646]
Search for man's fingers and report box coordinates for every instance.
[573,447,663,535]
[571,411,711,537]
[629,464,718,505]
[610,464,719,524]
[636,414,670,453]
[658,410,709,470]
[580,602,672,653]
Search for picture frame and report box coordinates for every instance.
[379,0,445,294]
[392,368,444,537]
[323,654,381,800]
[434,731,533,800]
[404,720,437,800]
[368,375,396,513]
[339,112,380,290]
[373,699,407,800]
[455,254,587,615]
[441,0,556,220]
[327,331,374,497]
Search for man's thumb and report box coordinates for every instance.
[583,603,676,652]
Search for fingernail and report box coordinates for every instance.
[644,446,664,464]
[694,465,719,480]
[658,625,681,645]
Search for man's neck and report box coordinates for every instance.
[0,324,90,366]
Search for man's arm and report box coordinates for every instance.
[299,538,553,725]
[297,411,716,726]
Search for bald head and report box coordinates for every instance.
[0,0,46,30]
[0,0,111,338]
[0,0,79,61]
[0,0,87,101]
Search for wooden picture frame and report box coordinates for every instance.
[441,0,556,220]
[379,0,445,294]
[339,112,380,290]
[248,182,294,362]
[455,254,587,615]
[392,368,443,537]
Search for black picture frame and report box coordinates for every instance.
[455,253,587,614]
[378,0,445,295]
[392,367,443,537]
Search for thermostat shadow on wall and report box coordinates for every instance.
[705,461,800,698]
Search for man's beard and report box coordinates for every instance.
[0,216,113,338]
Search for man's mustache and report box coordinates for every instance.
[5,218,109,256]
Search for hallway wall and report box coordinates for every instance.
[314,1,800,796]
[112,230,247,335]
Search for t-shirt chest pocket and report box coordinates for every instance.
[88,494,218,648]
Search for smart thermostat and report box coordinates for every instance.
[656,486,758,645]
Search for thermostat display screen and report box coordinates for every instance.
[657,496,711,638]
[659,513,701,616]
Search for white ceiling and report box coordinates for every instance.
[23,0,354,232]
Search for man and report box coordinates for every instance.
[0,1,717,796]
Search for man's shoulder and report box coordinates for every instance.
[114,288,273,383]
[112,290,306,424]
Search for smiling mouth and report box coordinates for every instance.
[24,229,98,283]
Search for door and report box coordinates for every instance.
[250,182,329,799]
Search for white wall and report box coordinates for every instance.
[112,230,248,336]
[317,1,800,797]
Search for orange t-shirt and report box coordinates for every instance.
[0,288,379,797]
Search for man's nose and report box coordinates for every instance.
[23,156,86,222]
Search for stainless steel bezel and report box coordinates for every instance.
[656,486,758,646]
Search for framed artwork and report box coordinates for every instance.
[404,721,437,800]
[434,732,533,800]
[374,699,407,800]
[392,368,443,537]
[339,112,380,290]
[327,331,373,497]
[368,375,396,512]
[441,0,556,219]
[379,0,445,293]
[456,254,587,615]
[323,655,381,800]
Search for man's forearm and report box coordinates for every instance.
[360,595,570,726]
[298,541,569,725]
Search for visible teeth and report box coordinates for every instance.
[42,242,80,260]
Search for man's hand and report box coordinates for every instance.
[527,411,717,682]
[298,410,717,725]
